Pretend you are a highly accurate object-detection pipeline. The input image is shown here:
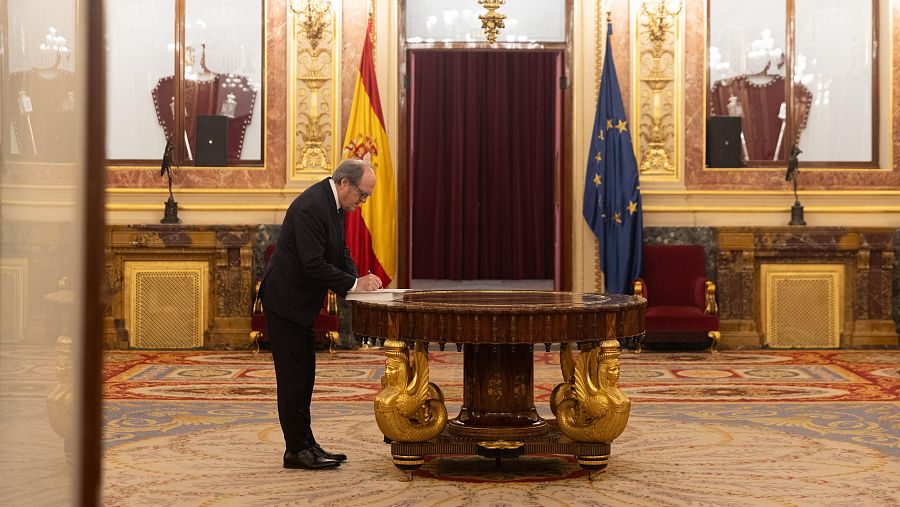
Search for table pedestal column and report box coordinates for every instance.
[448,343,547,438]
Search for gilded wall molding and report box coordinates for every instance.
[593,0,604,293]
[631,0,683,182]
[289,1,342,185]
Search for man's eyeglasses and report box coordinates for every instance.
[351,182,372,201]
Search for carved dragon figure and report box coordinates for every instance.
[554,339,631,443]
[374,339,447,443]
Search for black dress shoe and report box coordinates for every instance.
[283,449,340,470]
[310,444,347,462]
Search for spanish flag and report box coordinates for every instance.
[342,19,396,286]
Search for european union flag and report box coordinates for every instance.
[582,22,643,295]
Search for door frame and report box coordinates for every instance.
[395,0,574,290]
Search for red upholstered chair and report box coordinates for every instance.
[250,245,340,353]
[249,245,276,353]
[633,244,721,351]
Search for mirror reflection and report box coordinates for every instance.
[6,0,77,162]
[707,0,876,166]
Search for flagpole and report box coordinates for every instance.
[594,5,613,294]
[583,1,642,296]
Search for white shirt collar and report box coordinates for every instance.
[328,178,341,211]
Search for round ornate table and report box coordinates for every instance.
[351,290,645,478]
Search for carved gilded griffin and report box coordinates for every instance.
[553,340,631,443]
[374,339,447,443]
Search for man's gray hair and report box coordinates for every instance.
[332,158,371,185]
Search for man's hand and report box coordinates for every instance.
[355,273,382,291]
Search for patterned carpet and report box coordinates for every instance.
[96,348,900,506]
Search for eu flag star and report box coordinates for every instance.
[594,151,602,163]
[615,120,627,133]
[593,173,601,186]
[606,119,613,130]
[613,212,622,224]
[628,200,638,214]
[598,130,605,141]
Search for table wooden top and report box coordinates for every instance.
[351,290,645,345]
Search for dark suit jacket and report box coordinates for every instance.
[260,178,358,326]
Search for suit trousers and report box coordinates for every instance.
[264,308,317,451]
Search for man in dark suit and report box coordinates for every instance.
[260,158,382,470]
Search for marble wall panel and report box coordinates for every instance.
[716,254,754,321]
[894,228,900,336]
[104,225,254,348]
[682,0,704,187]
[340,0,369,141]
[715,226,898,346]
[894,0,900,174]
[253,224,281,284]
[643,226,717,281]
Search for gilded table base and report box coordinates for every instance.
[356,291,645,479]
[446,418,548,439]
[389,419,612,474]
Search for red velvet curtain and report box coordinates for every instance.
[408,50,560,280]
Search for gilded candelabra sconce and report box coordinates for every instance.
[289,0,337,181]
[290,0,331,50]
[477,0,506,44]
[635,0,682,179]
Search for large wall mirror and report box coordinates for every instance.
[707,0,879,168]
[3,0,77,162]
[104,0,264,166]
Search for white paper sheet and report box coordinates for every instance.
[345,288,409,302]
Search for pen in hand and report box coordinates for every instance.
[368,270,382,290]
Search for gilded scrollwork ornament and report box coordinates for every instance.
[554,340,631,443]
[291,0,336,179]
[374,339,447,443]
[636,0,683,179]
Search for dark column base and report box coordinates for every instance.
[449,343,546,438]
